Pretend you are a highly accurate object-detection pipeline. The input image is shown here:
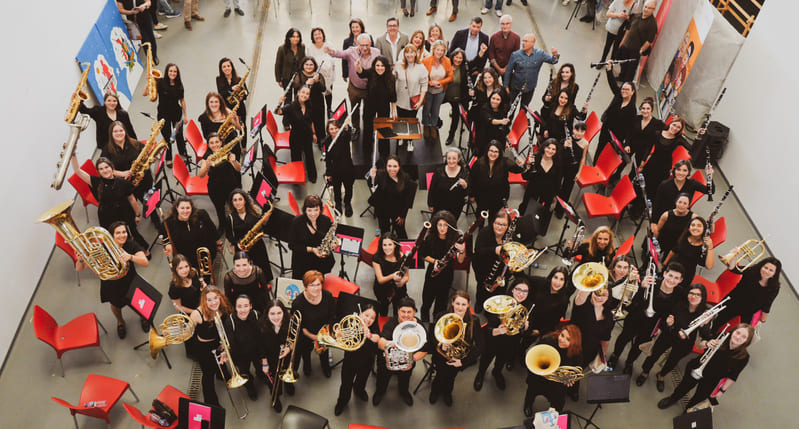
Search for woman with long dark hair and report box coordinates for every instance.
[444,49,469,146]
[371,232,409,317]
[334,304,380,415]
[652,160,707,221]
[279,85,318,183]
[168,254,205,358]
[197,92,241,146]
[541,63,579,111]
[323,120,355,217]
[290,57,327,145]
[593,64,637,166]
[469,140,524,220]
[714,257,782,327]
[518,138,562,217]
[475,90,509,158]
[528,266,575,344]
[368,155,416,239]
[640,117,689,201]
[224,189,273,276]
[101,121,153,201]
[163,196,220,277]
[541,89,585,142]
[428,148,469,220]
[652,193,695,259]
[664,217,714,286]
[259,300,292,412]
[275,28,305,95]
[152,63,187,163]
[419,210,465,322]
[216,57,248,152]
[79,92,137,149]
[357,55,396,160]
[222,295,262,400]
[197,132,241,231]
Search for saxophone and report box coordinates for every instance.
[217,100,241,140]
[239,201,274,251]
[65,62,91,123]
[206,133,244,167]
[142,42,161,102]
[317,187,341,258]
[227,63,250,106]
[129,118,167,186]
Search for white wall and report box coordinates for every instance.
[0,0,108,367]
[713,2,799,292]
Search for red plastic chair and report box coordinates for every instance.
[582,175,637,220]
[689,170,707,208]
[692,274,723,304]
[68,159,100,219]
[671,145,691,167]
[709,217,727,249]
[716,269,742,298]
[268,156,307,185]
[123,385,189,429]
[615,234,635,257]
[378,316,390,332]
[185,120,207,164]
[172,154,209,196]
[584,111,602,143]
[323,274,360,298]
[508,171,527,185]
[52,374,139,429]
[349,425,389,429]
[576,144,623,188]
[266,110,292,154]
[33,306,109,377]
[505,110,530,150]
[287,191,301,216]
[55,232,82,287]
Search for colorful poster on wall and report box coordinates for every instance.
[76,0,143,108]
[656,1,714,118]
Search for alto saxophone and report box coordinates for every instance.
[142,42,161,102]
[206,133,244,167]
[129,118,167,186]
[227,62,250,106]
[217,100,241,140]
[239,201,274,251]
[317,187,341,258]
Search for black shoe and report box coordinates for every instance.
[322,363,332,378]
[334,402,345,416]
[506,0,512,5]
[372,391,384,406]
[308,175,317,184]
[524,405,533,417]
[235,7,244,16]
[443,393,453,406]
[345,203,353,217]
[354,390,369,402]
[410,8,415,17]
[656,377,665,392]
[117,323,127,339]
[580,15,595,23]
[473,374,484,391]
[246,385,258,400]
[493,372,506,390]
[273,398,282,412]
[224,8,231,17]
[153,56,159,66]
[607,353,618,369]
[636,373,648,386]
[140,318,150,333]
[521,0,528,4]
[658,397,677,409]
[429,390,439,404]
[623,365,633,375]
[402,8,409,17]
[285,383,295,396]
[401,392,413,406]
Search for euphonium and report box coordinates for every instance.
[315,314,367,353]
[212,311,248,419]
[217,100,240,140]
[525,344,585,385]
[65,62,91,123]
[197,247,214,284]
[271,311,301,407]
[612,268,640,320]
[148,314,194,359]
[386,320,426,371]
[572,262,609,292]
[206,132,244,167]
[719,239,767,272]
[52,114,90,189]
[434,313,469,361]
[129,118,167,186]
[37,200,129,281]
[142,42,161,102]
[317,187,341,258]
[239,201,274,251]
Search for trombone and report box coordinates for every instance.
[212,312,248,419]
[271,311,301,407]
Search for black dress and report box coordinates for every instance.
[100,240,142,307]
[429,314,482,399]
[291,291,336,374]
[291,73,327,144]
[222,310,262,394]
[714,268,780,328]
[164,209,219,272]
[225,211,273,278]
[524,335,581,412]
[475,105,508,158]
[419,236,456,322]
[79,102,138,149]
[571,298,614,366]
[594,69,636,164]
[427,165,469,221]
[657,210,693,258]
[223,266,271,313]
[368,171,416,239]
[519,157,562,216]
[101,141,154,201]
[168,277,203,311]
[540,105,585,142]
[371,253,407,317]
[216,76,248,130]
[156,77,186,159]
[197,112,241,155]
[469,158,524,221]
[625,116,663,166]
[288,214,335,278]
[89,176,147,250]
[282,101,317,182]
[669,240,706,287]
[652,178,707,221]
[641,134,688,200]
[528,276,573,337]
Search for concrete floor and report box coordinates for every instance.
[1,0,795,428]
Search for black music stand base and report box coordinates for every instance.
[133,340,173,369]
[413,359,435,395]
[337,254,350,281]
[569,403,602,429]
[567,373,631,429]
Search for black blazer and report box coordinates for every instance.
[448,29,489,74]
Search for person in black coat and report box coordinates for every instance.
[357,56,396,160]
[663,217,714,288]
[714,257,782,328]
[163,196,220,279]
[323,120,355,217]
[429,290,482,406]
[448,21,489,77]
[419,210,465,322]
[291,270,336,377]
[279,85,318,183]
[469,140,525,221]
[640,117,689,201]
[475,90,510,158]
[223,295,262,400]
[372,232,410,317]
[197,133,242,232]
[290,57,327,145]
[651,160,707,222]
[78,93,137,149]
[541,63,580,112]
[153,63,188,162]
[224,189,273,277]
[101,121,153,202]
[527,267,575,344]
[540,89,586,143]
[334,305,380,416]
[593,65,637,169]
[523,325,583,417]
[427,148,470,220]
[519,138,562,217]
[216,57,248,153]
[259,300,292,412]
[288,195,336,278]
[572,287,615,369]
[368,155,416,239]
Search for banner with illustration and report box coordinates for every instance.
[657,1,714,118]
[76,0,143,108]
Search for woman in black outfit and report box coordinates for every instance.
[714,257,782,328]
[371,232,410,317]
[334,304,380,416]
[658,324,755,411]
[288,195,335,278]
[652,160,707,222]
[428,147,469,220]
[572,287,614,369]
[555,121,590,218]
[79,92,137,149]
[475,90,510,158]
[101,121,153,201]
[519,138,562,217]
[594,64,637,166]
[528,267,575,344]
[664,217,714,287]
[420,210,465,322]
[216,57,248,153]
[259,300,292,412]
[291,270,336,377]
[540,89,585,142]
[573,226,616,267]
[444,49,469,146]
[357,56,396,160]
[368,155,416,239]
[640,117,688,201]
[224,189,273,276]
[197,132,242,231]
[168,254,205,358]
[606,254,635,310]
[541,63,579,111]
[469,140,525,222]
[189,286,233,406]
[652,193,695,259]
[163,196,220,276]
[279,85,318,183]
[153,63,187,163]
[290,57,327,146]
[429,290,482,407]
[197,92,242,148]
[523,325,583,416]
[323,120,356,217]
[624,97,662,166]
[472,209,513,312]
[223,251,271,314]
[69,155,147,250]
[223,295,262,400]
[275,28,306,96]
[75,221,149,338]
[472,69,501,112]
[637,283,708,392]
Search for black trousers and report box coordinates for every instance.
[431,353,460,396]
[375,362,412,395]
[420,268,453,322]
[377,215,408,240]
[233,355,263,393]
[478,333,514,376]
[667,359,721,409]
[616,47,640,83]
[329,176,354,207]
[374,283,407,317]
[337,356,372,406]
[601,31,622,63]
[293,337,330,374]
[289,136,317,183]
[475,273,508,314]
[197,341,221,406]
[137,12,157,60]
[525,375,566,412]
[641,335,692,375]
[158,111,187,159]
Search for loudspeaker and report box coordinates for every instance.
[690,120,729,164]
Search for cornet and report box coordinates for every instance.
[719,239,767,272]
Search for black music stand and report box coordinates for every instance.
[127,274,172,369]
[566,0,596,31]
[673,407,712,429]
[263,206,296,277]
[334,224,364,280]
[177,397,226,429]
[548,197,583,257]
[567,373,631,429]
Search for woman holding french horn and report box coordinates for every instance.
[523,324,583,416]
[163,196,221,279]
[334,304,380,416]
[428,290,481,407]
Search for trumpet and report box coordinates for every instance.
[525,344,585,385]
[612,268,640,320]
[434,313,469,361]
[691,324,730,380]
[212,311,248,419]
[719,239,767,272]
[142,42,161,102]
[680,297,730,339]
[197,247,214,285]
[315,314,367,353]
[644,258,658,318]
[572,262,609,292]
[271,311,301,407]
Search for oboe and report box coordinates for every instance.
[273,72,298,113]
[701,186,733,260]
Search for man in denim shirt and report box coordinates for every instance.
[504,34,559,114]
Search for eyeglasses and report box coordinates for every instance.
[307,283,323,288]
[514,288,529,293]
[687,292,702,297]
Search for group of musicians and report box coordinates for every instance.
[52,7,788,427]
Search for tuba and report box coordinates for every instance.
[719,239,767,272]
[217,100,241,141]
[142,42,161,102]
[434,313,470,361]
[65,62,91,124]
[37,200,129,280]
[129,118,167,186]
[148,314,194,359]
[525,344,585,385]
[572,262,609,292]
[272,311,301,407]
[239,201,274,251]
[315,314,367,353]
[317,187,341,258]
[212,311,248,419]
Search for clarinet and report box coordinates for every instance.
[581,69,602,113]
[702,88,726,202]
[543,67,554,105]
[564,122,577,166]
[273,72,298,113]
[700,186,733,260]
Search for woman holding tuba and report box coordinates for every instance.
[712,257,781,329]
[79,92,137,149]
[291,270,336,378]
[189,286,233,407]
[334,304,380,416]
[429,290,481,407]
[523,325,583,417]
[288,195,336,279]
[197,132,241,231]
[224,189,273,277]
[75,221,149,339]
[258,300,293,412]
[163,196,220,282]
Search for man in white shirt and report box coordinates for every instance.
[374,17,409,67]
